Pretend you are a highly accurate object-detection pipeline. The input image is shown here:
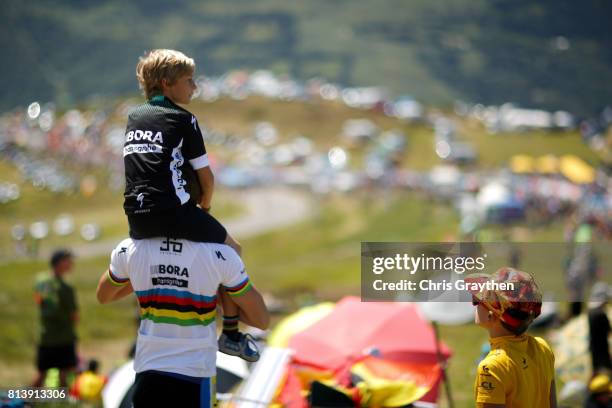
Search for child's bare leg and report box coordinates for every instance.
[224,232,242,256]
[218,286,240,341]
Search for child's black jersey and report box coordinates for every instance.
[123,95,208,215]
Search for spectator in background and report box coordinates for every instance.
[566,221,598,318]
[585,374,612,408]
[588,282,612,375]
[32,249,79,387]
[71,359,107,403]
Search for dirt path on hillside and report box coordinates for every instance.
[42,187,313,260]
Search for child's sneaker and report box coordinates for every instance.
[218,332,260,362]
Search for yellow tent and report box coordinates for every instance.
[560,155,596,184]
[268,302,335,348]
[536,155,559,174]
[510,155,534,174]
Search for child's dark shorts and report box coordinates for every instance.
[127,202,227,243]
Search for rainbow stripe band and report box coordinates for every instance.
[140,308,216,327]
[136,288,216,303]
[108,269,130,286]
[136,288,217,327]
[140,313,216,327]
[224,277,252,297]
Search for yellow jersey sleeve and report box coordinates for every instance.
[475,354,509,406]
[534,336,556,390]
[534,336,555,368]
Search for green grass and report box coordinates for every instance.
[241,192,460,295]
[459,120,599,168]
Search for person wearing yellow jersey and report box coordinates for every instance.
[71,359,107,403]
[465,267,557,408]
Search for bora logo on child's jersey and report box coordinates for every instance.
[125,129,164,143]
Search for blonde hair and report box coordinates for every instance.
[136,49,195,99]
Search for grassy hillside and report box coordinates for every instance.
[2,0,611,114]
[190,96,599,168]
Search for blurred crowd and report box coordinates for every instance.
[0,70,610,242]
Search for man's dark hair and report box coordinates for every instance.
[50,249,73,268]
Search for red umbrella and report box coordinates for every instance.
[288,296,452,371]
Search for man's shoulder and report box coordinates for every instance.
[190,242,239,259]
[186,242,243,272]
[113,237,136,254]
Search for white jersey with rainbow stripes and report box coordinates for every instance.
[108,237,252,378]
